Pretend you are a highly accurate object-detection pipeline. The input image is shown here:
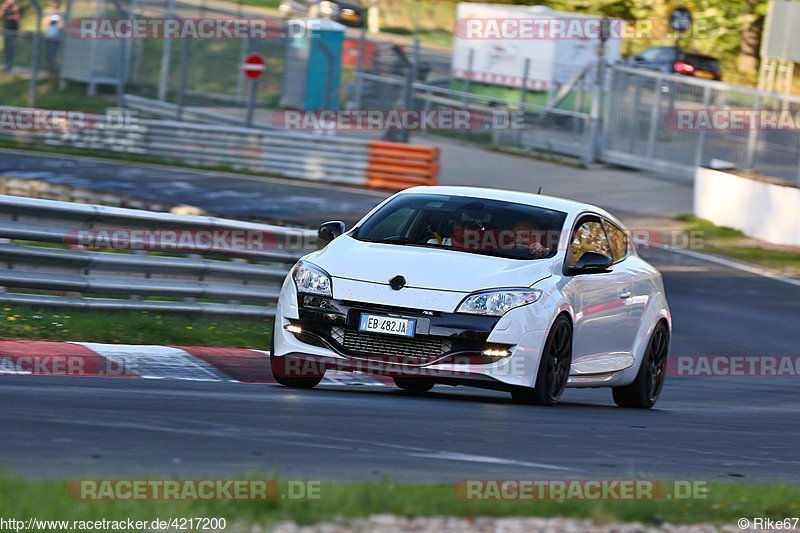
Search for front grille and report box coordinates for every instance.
[334,326,452,365]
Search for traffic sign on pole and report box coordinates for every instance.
[243,53,265,127]
[243,53,266,80]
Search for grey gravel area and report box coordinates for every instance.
[228,515,757,533]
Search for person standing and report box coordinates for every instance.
[44,0,62,74]
[0,0,21,72]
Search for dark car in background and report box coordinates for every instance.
[626,46,722,81]
[279,0,365,27]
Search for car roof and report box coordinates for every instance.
[398,186,617,222]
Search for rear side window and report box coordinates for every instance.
[604,220,628,263]
[568,219,611,267]
[640,47,676,62]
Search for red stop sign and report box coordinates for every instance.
[242,53,265,80]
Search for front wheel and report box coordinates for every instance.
[612,321,669,409]
[270,355,324,388]
[511,315,572,406]
[270,323,324,389]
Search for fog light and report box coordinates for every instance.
[285,324,303,334]
[482,347,511,359]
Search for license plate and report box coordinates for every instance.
[695,70,714,79]
[359,314,416,337]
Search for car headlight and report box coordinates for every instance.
[456,289,542,317]
[292,261,332,297]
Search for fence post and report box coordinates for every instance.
[175,38,189,120]
[519,58,530,104]
[463,48,473,109]
[235,40,249,104]
[645,78,663,158]
[28,0,43,107]
[352,25,366,109]
[694,85,711,169]
[87,0,101,95]
[587,17,609,164]
[745,94,761,169]
[157,0,176,101]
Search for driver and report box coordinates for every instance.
[512,220,550,257]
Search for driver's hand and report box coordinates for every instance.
[529,242,549,256]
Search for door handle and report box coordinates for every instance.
[619,290,632,299]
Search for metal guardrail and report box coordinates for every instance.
[0,107,440,189]
[0,195,317,316]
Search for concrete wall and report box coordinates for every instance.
[694,167,800,247]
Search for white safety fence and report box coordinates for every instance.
[0,108,371,186]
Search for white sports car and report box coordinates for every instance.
[272,186,671,408]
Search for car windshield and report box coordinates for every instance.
[353,193,567,260]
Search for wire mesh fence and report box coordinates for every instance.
[603,66,800,184]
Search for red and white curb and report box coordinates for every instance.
[0,340,390,386]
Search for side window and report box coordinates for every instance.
[568,219,611,267]
[604,220,628,263]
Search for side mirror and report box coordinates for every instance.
[318,221,346,243]
[569,251,613,275]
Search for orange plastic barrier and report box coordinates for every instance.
[366,141,440,190]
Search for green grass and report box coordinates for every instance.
[0,305,271,347]
[0,475,798,527]
[674,215,800,276]
[380,26,455,48]
[0,73,117,113]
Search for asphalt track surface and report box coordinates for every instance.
[1,247,798,483]
[0,150,387,226]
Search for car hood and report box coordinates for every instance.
[306,235,553,293]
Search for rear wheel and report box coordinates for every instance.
[270,323,324,389]
[612,321,669,409]
[511,315,572,406]
[394,377,434,393]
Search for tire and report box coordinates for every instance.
[270,323,324,389]
[394,377,434,393]
[612,321,669,409]
[511,315,572,406]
